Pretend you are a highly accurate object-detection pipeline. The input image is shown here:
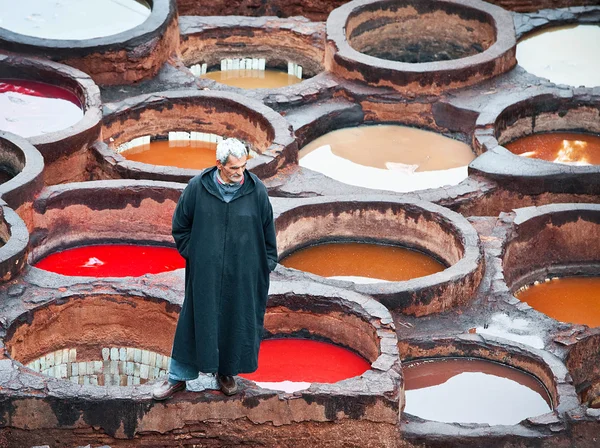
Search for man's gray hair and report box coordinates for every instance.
[216,138,248,164]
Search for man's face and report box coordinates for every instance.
[216,154,247,184]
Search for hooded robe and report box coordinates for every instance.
[171,166,277,375]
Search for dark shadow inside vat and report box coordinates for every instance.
[179,16,325,90]
[0,203,29,282]
[94,90,297,183]
[346,0,496,63]
[4,294,179,386]
[273,197,483,316]
[28,180,184,277]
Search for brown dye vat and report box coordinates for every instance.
[505,132,600,165]
[516,277,600,328]
[280,242,445,281]
[300,125,475,172]
[121,140,218,170]
[517,25,600,88]
[202,70,302,89]
[0,0,151,40]
[403,358,552,425]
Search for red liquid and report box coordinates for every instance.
[0,80,81,106]
[240,339,370,383]
[34,244,185,277]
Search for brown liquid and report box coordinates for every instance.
[505,132,600,165]
[403,358,552,424]
[517,25,600,87]
[300,125,475,172]
[280,242,445,281]
[121,140,217,170]
[202,70,302,89]
[516,277,600,328]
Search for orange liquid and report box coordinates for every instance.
[516,277,600,327]
[505,132,600,165]
[300,125,475,172]
[280,242,445,281]
[202,69,301,89]
[120,140,217,170]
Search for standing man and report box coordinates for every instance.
[153,138,278,399]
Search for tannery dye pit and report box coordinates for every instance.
[0,0,599,446]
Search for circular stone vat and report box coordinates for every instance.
[504,204,600,327]
[5,294,179,386]
[94,90,297,182]
[274,197,483,315]
[0,0,178,86]
[0,55,102,185]
[403,357,552,424]
[326,0,516,94]
[299,124,475,192]
[179,16,324,91]
[398,335,576,442]
[0,131,44,217]
[517,24,600,88]
[472,91,600,195]
[566,332,600,408]
[28,179,184,276]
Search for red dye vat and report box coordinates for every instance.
[0,79,81,107]
[240,339,371,383]
[34,244,185,277]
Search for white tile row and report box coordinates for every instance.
[287,62,303,79]
[115,135,150,153]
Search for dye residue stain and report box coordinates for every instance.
[202,70,301,89]
[34,245,185,277]
[516,277,600,328]
[0,0,151,40]
[240,339,370,392]
[505,132,600,165]
[0,79,83,138]
[403,358,552,425]
[299,125,475,192]
[517,24,600,87]
[121,140,218,170]
[280,242,445,282]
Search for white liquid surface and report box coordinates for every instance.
[517,25,600,87]
[405,371,551,425]
[0,0,151,40]
[300,145,469,192]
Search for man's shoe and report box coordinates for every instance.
[217,374,238,396]
[152,379,185,401]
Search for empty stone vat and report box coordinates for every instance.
[326,0,516,94]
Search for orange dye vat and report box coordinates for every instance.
[516,277,600,327]
[280,242,445,281]
[121,140,218,170]
[505,132,600,165]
